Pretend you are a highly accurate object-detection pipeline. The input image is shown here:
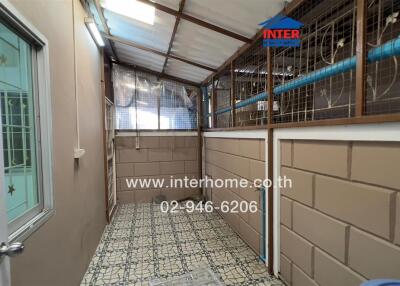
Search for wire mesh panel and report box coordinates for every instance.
[272,0,357,123]
[215,68,232,128]
[113,64,198,130]
[235,38,268,127]
[365,0,400,115]
[160,80,197,130]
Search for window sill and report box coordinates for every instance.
[8,208,55,243]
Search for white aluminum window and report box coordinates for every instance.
[0,1,53,242]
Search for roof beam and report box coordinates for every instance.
[136,0,252,43]
[114,60,201,87]
[161,0,186,75]
[94,0,119,61]
[103,33,217,72]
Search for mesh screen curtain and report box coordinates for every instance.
[113,64,197,130]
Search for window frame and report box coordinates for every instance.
[1,0,54,243]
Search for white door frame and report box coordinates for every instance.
[0,101,10,285]
[272,122,400,276]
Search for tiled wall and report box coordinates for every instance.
[204,137,266,255]
[115,135,200,203]
[279,140,400,286]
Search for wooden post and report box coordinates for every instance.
[231,61,236,127]
[267,47,274,275]
[197,87,203,195]
[355,0,367,117]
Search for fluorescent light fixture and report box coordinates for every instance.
[85,18,105,47]
[102,0,155,25]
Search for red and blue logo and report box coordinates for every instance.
[259,14,303,47]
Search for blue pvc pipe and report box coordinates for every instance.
[211,37,400,116]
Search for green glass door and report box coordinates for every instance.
[0,21,40,231]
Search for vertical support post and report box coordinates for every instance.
[100,51,110,223]
[231,61,236,127]
[211,76,217,128]
[157,84,161,130]
[355,0,367,117]
[267,47,274,275]
[197,87,203,195]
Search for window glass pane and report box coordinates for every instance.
[113,64,197,130]
[0,22,39,223]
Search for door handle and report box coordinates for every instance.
[0,242,24,258]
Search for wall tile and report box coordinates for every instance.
[149,149,173,162]
[239,218,260,254]
[119,149,148,163]
[135,189,161,203]
[280,254,292,284]
[116,163,134,178]
[349,227,400,279]
[293,141,348,178]
[115,136,134,149]
[160,161,185,175]
[184,161,198,173]
[315,175,394,239]
[139,136,159,148]
[134,162,160,176]
[249,159,265,181]
[259,139,266,161]
[238,139,261,160]
[173,148,197,161]
[314,248,365,286]
[280,225,313,276]
[293,202,348,262]
[351,142,400,190]
[185,136,198,147]
[117,191,135,204]
[281,140,292,167]
[281,167,314,206]
[281,196,292,228]
[292,264,318,286]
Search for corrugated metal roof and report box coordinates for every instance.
[115,42,166,72]
[165,58,212,83]
[172,19,243,68]
[183,0,285,38]
[95,0,288,84]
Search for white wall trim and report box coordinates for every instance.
[117,131,198,137]
[203,130,267,139]
[272,121,400,276]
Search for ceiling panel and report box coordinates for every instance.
[165,58,212,83]
[172,19,244,69]
[183,0,285,38]
[115,42,165,72]
[103,9,175,52]
[153,0,181,10]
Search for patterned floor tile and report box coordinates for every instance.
[81,203,283,286]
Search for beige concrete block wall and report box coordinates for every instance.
[279,140,400,286]
[204,137,266,255]
[115,135,200,203]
